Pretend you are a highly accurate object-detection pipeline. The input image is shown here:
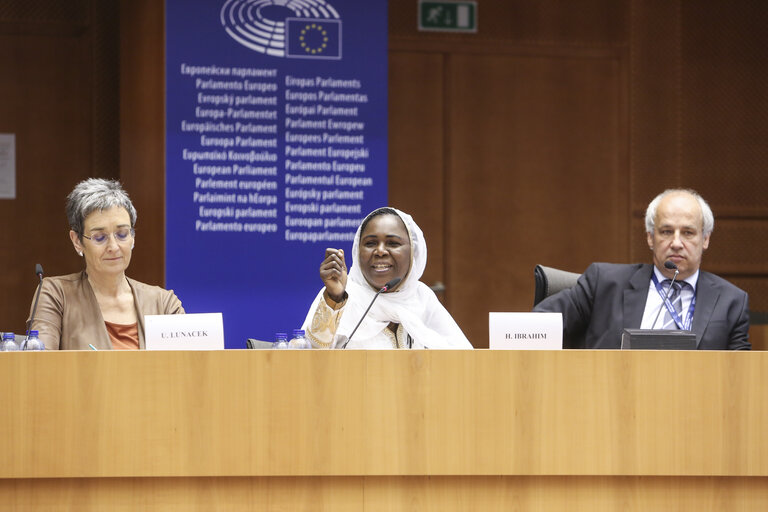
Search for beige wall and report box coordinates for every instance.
[1,0,767,348]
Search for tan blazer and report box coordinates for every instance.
[27,271,185,350]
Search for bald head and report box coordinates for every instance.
[645,188,714,236]
[645,189,712,279]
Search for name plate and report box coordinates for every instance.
[145,313,225,350]
[489,312,563,350]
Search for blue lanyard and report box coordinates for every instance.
[651,274,696,330]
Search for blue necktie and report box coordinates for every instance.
[662,280,685,329]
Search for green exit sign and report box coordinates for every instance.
[418,1,477,33]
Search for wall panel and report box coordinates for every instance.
[388,52,446,292]
[390,0,627,45]
[391,0,768,342]
[629,0,768,318]
[445,50,627,344]
[118,0,165,287]
[0,0,116,333]
[628,0,680,227]
[680,1,768,216]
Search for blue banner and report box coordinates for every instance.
[166,0,388,347]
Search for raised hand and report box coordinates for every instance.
[320,248,347,302]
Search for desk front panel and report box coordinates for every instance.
[0,350,765,478]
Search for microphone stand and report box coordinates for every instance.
[340,277,401,349]
[23,264,44,350]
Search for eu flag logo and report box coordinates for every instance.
[286,18,342,60]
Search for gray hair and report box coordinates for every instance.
[644,188,714,236]
[66,178,137,237]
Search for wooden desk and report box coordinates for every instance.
[0,350,766,510]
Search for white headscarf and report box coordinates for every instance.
[303,207,472,349]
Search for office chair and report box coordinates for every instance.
[533,265,581,307]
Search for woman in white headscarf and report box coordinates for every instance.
[301,207,472,349]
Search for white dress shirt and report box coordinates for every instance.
[639,266,699,329]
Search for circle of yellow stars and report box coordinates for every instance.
[299,23,329,54]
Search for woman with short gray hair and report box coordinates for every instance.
[27,178,184,350]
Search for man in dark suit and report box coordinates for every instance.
[534,189,750,350]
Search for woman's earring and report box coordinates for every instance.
[78,251,83,257]
[131,242,135,250]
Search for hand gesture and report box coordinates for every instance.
[320,248,347,302]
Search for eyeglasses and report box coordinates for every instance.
[82,228,134,245]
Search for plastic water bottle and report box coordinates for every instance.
[1,332,19,352]
[23,330,45,351]
[289,329,311,349]
[273,332,289,350]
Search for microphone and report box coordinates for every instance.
[650,260,679,329]
[26,264,44,334]
[339,277,402,349]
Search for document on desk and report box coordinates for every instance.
[145,313,225,350]
[489,312,563,349]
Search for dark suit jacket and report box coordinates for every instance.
[534,263,751,350]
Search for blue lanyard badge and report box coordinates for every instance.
[651,274,696,331]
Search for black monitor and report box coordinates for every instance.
[620,329,697,350]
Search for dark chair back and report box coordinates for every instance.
[533,265,581,307]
